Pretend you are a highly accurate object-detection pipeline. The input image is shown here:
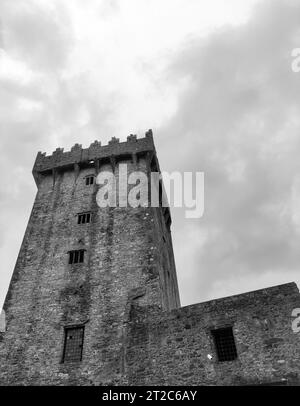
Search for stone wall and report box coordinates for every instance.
[125,282,300,386]
[33,131,155,179]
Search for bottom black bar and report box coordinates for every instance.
[0,385,297,403]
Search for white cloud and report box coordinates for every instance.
[161,0,300,305]
[1,0,299,309]
[0,50,34,84]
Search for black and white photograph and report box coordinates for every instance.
[0,0,300,393]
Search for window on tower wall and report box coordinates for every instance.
[211,327,238,362]
[159,181,163,207]
[85,175,95,186]
[62,326,84,363]
[68,250,85,265]
[77,212,91,224]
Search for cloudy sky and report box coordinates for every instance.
[1,0,300,309]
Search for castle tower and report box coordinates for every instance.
[0,130,180,385]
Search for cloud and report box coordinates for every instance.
[159,0,300,304]
[0,0,76,307]
[1,0,299,309]
[0,0,74,71]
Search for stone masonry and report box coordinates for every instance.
[0,131,300,385]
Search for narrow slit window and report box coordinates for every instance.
[68,250,85,265]
[85,176,95,186]
[78,212,92,225]
[212,327,238,362]
[159,181,163,207]
[62,326,84,363]
[79,250,84,263]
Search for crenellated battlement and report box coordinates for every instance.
[33,129,155,182]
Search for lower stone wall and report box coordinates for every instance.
[125,282,300,386]
[1,282,299,385]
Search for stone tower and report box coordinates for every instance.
[0,130,180,385]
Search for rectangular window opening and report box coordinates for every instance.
[68,250,85,265]
[159,181,163,207]
[62,326,84,363]
[212,327,237,362]
[79,250,84,263]
[77,212,92,225]
[85,176,95,186]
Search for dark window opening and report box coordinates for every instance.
[69,250,85,265]
[159,181,163,207]
[78,212,91,225]
[212,327,237,362]
[62,326,84,363]
[85,176,95,186]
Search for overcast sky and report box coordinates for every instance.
[1,0,300,309]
